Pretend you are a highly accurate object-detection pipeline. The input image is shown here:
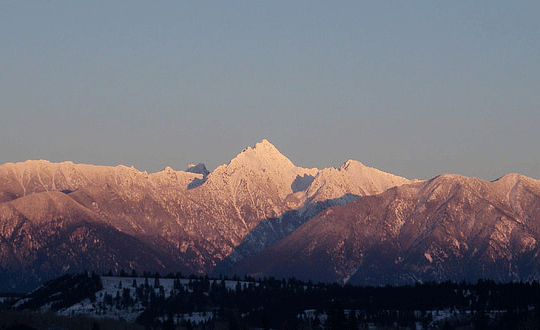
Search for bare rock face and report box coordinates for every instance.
[231,174,540,285]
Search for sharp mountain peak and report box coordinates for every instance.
[340,159,366,169]
[234,139,296,167]
[3,139,540,291]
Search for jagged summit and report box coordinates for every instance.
[205,140,318,199]
[340,159,366,170]
[253,138,279,152]
[211,139,317,177]
[5,139,540,292]
[233,139,296,169]
[300,159,412,204]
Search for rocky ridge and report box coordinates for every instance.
[0,140,409,291]
[231,173,540,285]
[2,140,540,291]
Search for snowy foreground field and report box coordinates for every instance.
[55,277,237,323]
[11,276,457,326]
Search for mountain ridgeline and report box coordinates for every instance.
[1,140,540,291]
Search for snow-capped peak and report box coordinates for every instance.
[207,140,318,199]
[340,159,366,171]
[253,138,278,151]
[224,139,297,172]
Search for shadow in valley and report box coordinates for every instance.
[212,193,361,276]
[291,174,315,193]
[187,176,207,189]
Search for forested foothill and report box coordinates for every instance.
[2,271,540,329]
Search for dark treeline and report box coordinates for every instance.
[14,272,103,311]
[132,273,540,329]
[7,270,540,329]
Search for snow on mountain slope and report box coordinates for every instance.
[0,160,204,204]
[5,139,492,292]
[148,165,203,190]
[213,157,412,276]
[207,139,319,199]
[231,173,540,285]
[0,191,181,292]
[303,159,411,205]
[0,140,341,291]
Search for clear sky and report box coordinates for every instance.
[1,1,539,181]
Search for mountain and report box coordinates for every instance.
[0,140,410,291]
[212,158,411,275]
[2,139,540,292]
[231,173,540,285]
[0,190,182,291]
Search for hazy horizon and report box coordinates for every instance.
[2,2,539,181]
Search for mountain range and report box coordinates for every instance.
[1,139,540,292]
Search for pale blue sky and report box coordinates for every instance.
[1,1,539,180]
